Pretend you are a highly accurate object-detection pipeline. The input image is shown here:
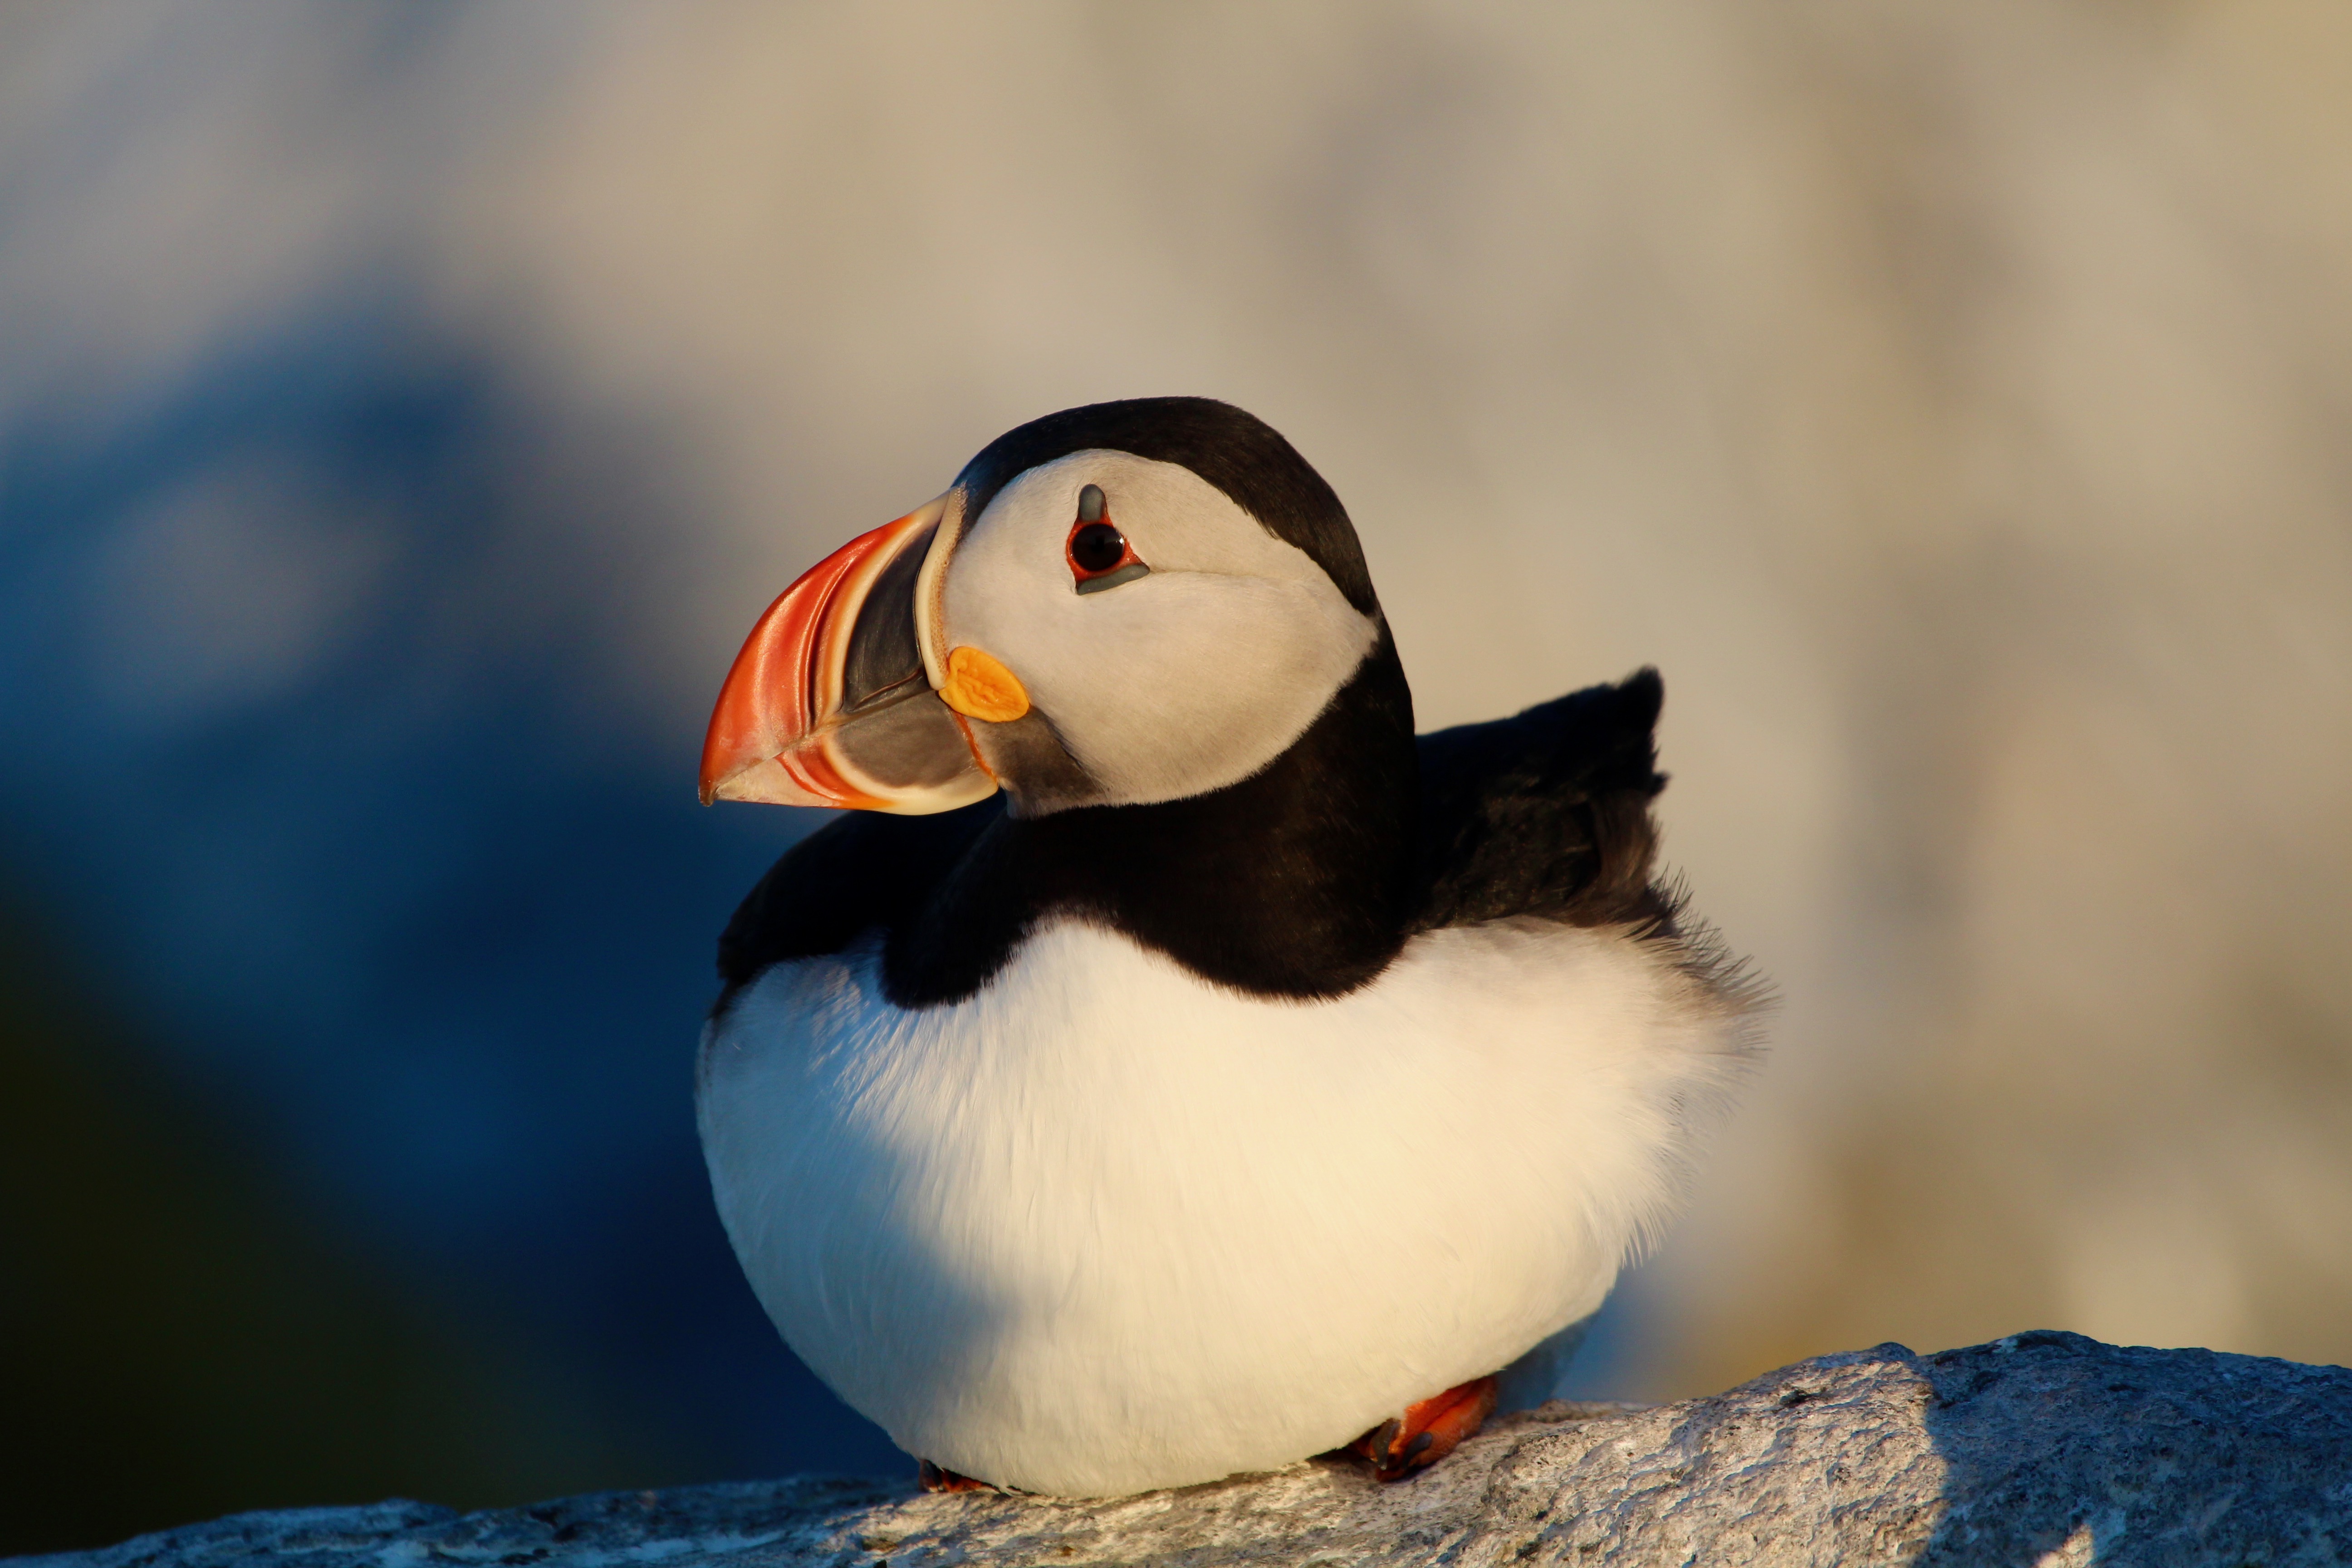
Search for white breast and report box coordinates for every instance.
[696,916,1744,1497]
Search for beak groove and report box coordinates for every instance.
[698,495,996,813]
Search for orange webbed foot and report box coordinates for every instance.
[917,1459,996,1493]
[1350,1375,1499,1481]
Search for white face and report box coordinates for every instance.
[933,450,1379,813]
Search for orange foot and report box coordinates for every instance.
[916,1459,995,1494]
[1351,1375,1500,1482]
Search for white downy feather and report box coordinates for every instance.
[698,915,1744,1497]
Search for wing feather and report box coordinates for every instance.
[1412,668,1671,933]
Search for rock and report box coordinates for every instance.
[22,1333,2352,1567]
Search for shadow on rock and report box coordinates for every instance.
[1916,1329,2352,1564]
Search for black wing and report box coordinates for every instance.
[1412,667,1671,933]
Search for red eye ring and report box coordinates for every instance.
[1065,507,1151,595]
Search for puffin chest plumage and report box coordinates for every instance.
[691,397,1760,1497]
[699,915,1727,1497]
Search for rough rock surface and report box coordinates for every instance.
[24,1333,2352,1567]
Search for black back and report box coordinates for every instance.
[1413,666,1671,934]
[715,664,1680,1012]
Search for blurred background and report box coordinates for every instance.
[3,0,2348,1552]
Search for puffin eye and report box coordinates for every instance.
[1070,522,1127,573]
[1065,486,1151,594]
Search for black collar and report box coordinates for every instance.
[883,628,1417,1004]
[715,658,1695,1018]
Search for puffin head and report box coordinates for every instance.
[700,399,1389,818]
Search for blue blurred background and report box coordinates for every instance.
[6,2,2351,1554]
[0,294,882,1531]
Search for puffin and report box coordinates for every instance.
[694,397,1758,1499]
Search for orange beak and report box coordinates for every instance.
[698,495,998,813]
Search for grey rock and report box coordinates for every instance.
[22,1333,2352,1567]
